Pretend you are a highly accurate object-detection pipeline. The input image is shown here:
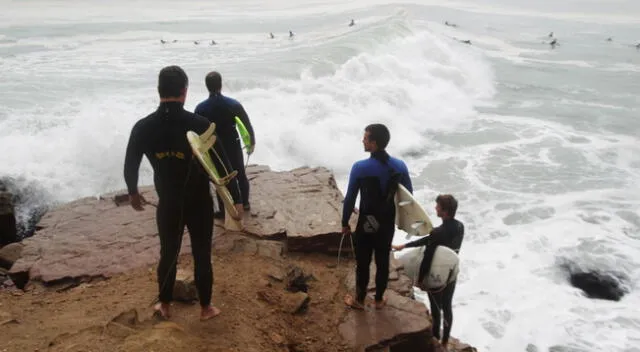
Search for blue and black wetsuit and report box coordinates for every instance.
[404,218,464,346]
[195,93,255,212]
[123,101,240,307]
[342,150,412,303]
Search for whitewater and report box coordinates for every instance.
[1,0,639,350]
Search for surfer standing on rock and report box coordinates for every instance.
[341,124,413,310]
[123,65,243,321]
[195,71,256,218]
[392,195,464,349]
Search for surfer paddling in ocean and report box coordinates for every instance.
[393,195,464,349]
[341,124,413,310]
[123,65,243,321]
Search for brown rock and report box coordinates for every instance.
[257,240,285,260]
[172,269,197,303]
[344,257,414,298]
[110,308,140,327]
[105,308,140,338]
[9,187,162,288]
[241,166,356,254]
[257,288,310,314]
[267,267,285,282]
[269,331,286,345]
[338,290,431,351]
[447,337,478,352]
[283,291,310,314]
[214,233,284,261]
[0,242,23,269]
[9,166,338,288]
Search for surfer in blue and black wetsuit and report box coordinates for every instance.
[393,195,464,349]
[195,71,255,218]
[123,65,243,321]
[342,123,413,310]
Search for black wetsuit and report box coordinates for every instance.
[123,101,240,306]
[195,93,255,212]
[342,151,412,303]
[404,218,464,345]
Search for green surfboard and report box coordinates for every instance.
[234,116,252,152]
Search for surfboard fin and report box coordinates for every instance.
[201,122,216,139]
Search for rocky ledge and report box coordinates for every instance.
[2,165,476,352]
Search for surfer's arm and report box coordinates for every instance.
[400,162,413,193]
[404,227,444,248]
[211,141,242,204]
[123,123,144,195]
[341,163,360,227]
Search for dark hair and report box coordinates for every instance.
[365,123,390,150]
[158,65,188,98]
[436,194,458,218]
[205,71,222,93]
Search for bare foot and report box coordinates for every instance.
[374,296,387,310]
[343,294,365,310]
[200,305,221,321]
[153,302,171,320]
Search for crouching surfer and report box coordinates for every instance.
[392,194,464,349]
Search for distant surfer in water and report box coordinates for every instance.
[195,71,256,216]
[270,32,274,39]
[342,124,413,310]
[349,19,355,27]
[289,30,294,38]
[123,65,243,321]
[393,195,464,350]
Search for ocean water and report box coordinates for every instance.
[1,0,639,350]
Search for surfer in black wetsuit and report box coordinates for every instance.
[342,124,413,310]
[195,71,255,217]
[123,65,243,321]
[393,194,464,349]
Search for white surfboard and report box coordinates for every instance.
[422,246,459,290]
[394,184,433,238]
[397,245,460,290]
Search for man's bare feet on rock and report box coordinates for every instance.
[153,302,171,320]
[200,305,221,321]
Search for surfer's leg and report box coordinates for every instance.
[354,232,374,303]
[441,281,457,346]
[373,229,393,302]
[156,202,185,314]
[226,139,250,208]
[428,290,444,341]
[185,197,221,321]
[185,197,214,308]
